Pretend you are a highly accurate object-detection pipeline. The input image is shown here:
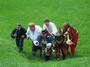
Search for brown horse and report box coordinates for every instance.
[54,34,67,60]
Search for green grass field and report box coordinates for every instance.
[0,0,90,67]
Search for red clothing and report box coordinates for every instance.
[68,27,78,55]
[68,27,78,45]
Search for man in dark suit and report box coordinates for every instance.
[11,24,26,52]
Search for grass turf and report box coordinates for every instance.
[0,0,90,67]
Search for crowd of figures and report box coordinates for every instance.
[11,19,78,61]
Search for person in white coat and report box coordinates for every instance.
[43,19,58,36]
[26,23,42,55]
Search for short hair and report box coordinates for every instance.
[16,24,21,27]
[28,23,35,27]
[44,19,49,23]
[63,22,70,28]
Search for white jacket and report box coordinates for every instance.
[43,22,58,35]
[26,25,42,41]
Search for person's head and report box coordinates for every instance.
[44,19,50,27]
[63,22,70,28]
[16,24,22,30]
[63,22,70,31]
[28,23,35,31]
[41,30,48,38]
[55,34,64,44]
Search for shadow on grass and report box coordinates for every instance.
[19,50,90,62]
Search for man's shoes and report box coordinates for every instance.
[32,53,36,56]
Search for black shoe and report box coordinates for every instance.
[19,49,23,52]
[45,55,50,61]
[32,53,36,56]
[62,56,66,60]
[67,52,70,54]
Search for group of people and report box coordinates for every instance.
[11,19,78,61]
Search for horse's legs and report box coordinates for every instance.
[50,48,52,56]
[61,47,66,60]
[66,44,70,54]
[44,48,51,61]
[38,46,42,57]
[55,48,60,60]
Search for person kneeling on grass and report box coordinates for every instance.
[11,24,26,52]
[26,23,42,56]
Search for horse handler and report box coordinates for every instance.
[26,23,42,56]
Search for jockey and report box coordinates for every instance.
[61,23,78,56]
[38,30,53,61]
[26,23,42,55]
[38,30,53,48]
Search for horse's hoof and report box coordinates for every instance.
[57,58,60,61]
[67,52,70,54]
[45,56,50,61]
[62,57,66,60]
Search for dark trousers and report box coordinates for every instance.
[32,45,41,53]
[16,38,24,52]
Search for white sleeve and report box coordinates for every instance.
[51,23,58,35]
[37,25,42,34]
[43,24,47,30]
[26,28,34,41]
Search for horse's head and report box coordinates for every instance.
[55,34,65,45]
